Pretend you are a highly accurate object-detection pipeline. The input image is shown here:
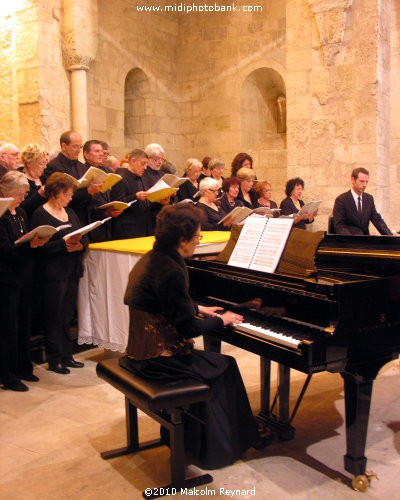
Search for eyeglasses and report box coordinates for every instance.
[207,188,218,193]
[193,233,203,241]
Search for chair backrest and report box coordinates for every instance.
[328,215,335,234]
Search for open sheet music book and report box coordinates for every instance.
[15,224,72,244]
[62,217,112,239]
[218,206,280,225]
[64,167,122,193]
[97,200,137,211]
[228,216,294,273]
[146,174,188,202]
[0,198,13,218]
[297,200,322,216]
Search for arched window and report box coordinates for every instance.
[240,68,286,148]
[124,68,151,149]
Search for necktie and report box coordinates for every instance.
[357,195,362,219]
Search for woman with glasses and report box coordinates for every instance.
[0,171,49,391]
[120,203,269,470]
[30,173,88,375]
[197,177,229,230]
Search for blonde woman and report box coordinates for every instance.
[177,158,202,201]
[236,167,258,209]
[20,143,48,217]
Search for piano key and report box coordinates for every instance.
[235,321,302,350]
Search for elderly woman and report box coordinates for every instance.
[177,158,202,202]
[280,177,317,230]
[230,152,253,177]
[236,167,258,209]
[254,180,278,209]
[120,203,268,469]
[197,177,228,230]
[19,143,48,219]
[218,177,244,214]
[208,157,225,192]
[30,173,88,375]
[0,172,49,391]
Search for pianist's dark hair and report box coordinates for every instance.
[285,177,305,197]
[351,167,369,179]
[154,204,205,250]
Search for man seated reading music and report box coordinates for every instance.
[332,167,392,235]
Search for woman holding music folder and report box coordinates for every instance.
[196,177,231,230]
[218,177,244,214]
[0,171,49,391]
[280,177,317,230]
[30,172,88,375]
[120,203,270,469]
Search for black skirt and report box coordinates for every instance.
[119,349,258,469]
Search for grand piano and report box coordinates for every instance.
[186,228,400,491]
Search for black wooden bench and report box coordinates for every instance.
[96,358,213,499]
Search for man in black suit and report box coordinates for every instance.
[44,131,102,225]
[110,149,154,239]
[333,167,392,235]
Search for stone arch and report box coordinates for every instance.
[240,67,287,186]
[124,68,152,149]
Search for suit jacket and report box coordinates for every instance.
[110,168,153,239]
[332,190,391,235]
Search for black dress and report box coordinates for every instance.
[177,180,198,202]
[120,246,258,469]
[197,202,228,231]
[280,197,308,230]
[0,208,35,386]
[30,206,87,366]
[237,188,258,209]
[218,193,243,214]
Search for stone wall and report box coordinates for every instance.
[177,1,287,184]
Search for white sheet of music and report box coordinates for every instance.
[228,216,294,273]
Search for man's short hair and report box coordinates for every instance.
[128,149,148,162]
[83,140,102,154]
[351,167,369,179]
[59,130,78,145]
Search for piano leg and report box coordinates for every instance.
[341,371,373,477]
[258,359,295,440]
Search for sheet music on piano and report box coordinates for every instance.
[228,216,294,273]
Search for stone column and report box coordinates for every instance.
[61,0,98,141]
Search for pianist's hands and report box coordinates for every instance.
[220,311,244,326]
[197,305,223,317]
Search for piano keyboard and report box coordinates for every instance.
[234,321,302,350]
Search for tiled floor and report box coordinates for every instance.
[1,343,399,499]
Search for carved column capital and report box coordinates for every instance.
[308,0,353,65]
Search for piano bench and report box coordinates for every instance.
[96,358,213,499]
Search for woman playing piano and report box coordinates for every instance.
[120,203,269,469]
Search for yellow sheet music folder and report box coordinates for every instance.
[88,231,230,255]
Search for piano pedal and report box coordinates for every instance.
[351,470,379,492]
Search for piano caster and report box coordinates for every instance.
[351,471,378,492]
